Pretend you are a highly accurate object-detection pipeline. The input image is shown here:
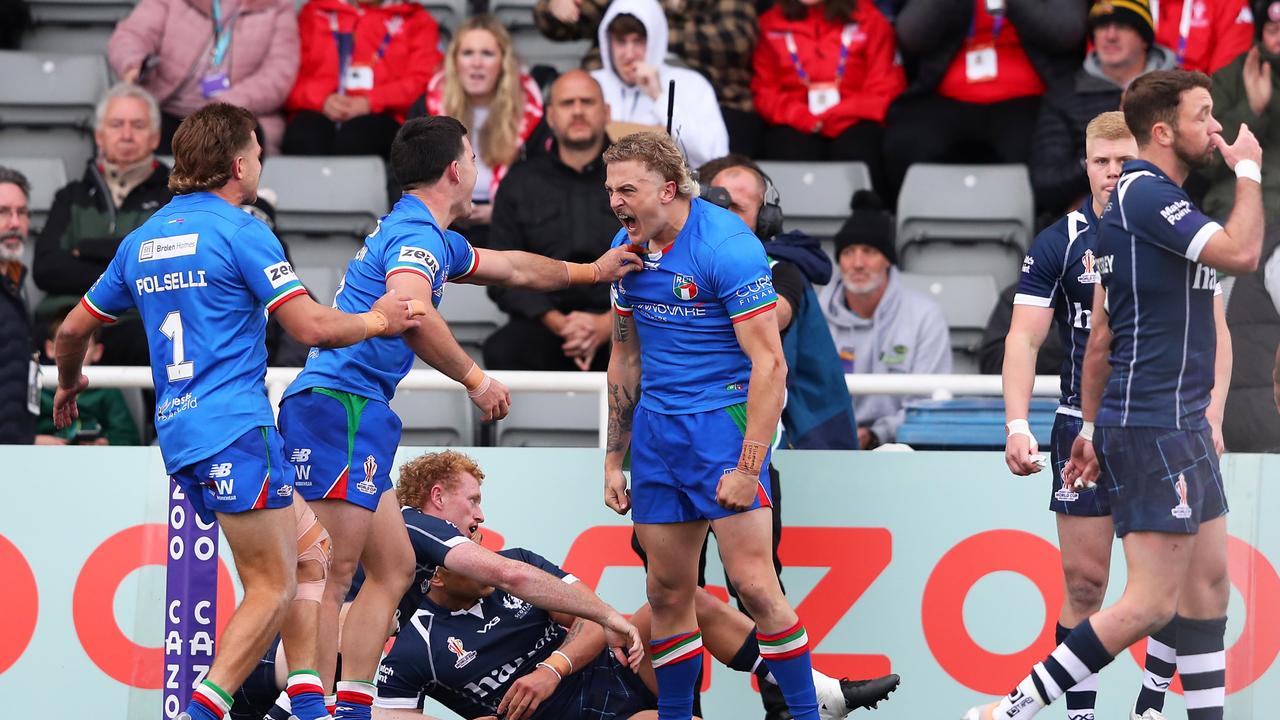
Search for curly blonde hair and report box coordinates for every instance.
[397,450,486,510]
[441,16,524,171]
[603,131,700,199]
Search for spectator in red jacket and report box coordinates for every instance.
[283,0,442,158]
[418,14,544,246]
[1154,0,1253,73]
[752,0,904,186]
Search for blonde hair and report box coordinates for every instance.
[1085,110,1134,145]
[442,16,524,170]
[396,450,485,510]
[603,132,700,198]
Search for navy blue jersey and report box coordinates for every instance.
[1097,160,1222,430]
[390,507,474,633]
[611,198,778,415]
[286,195,478,404]
[82,192,307,472]
[1014,200,1102,412]
[375,548,577,718]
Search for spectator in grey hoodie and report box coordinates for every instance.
[818,192,951,448]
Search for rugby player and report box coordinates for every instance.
[52,103,424,720]
[601,132,821,720]
[1003,109,1231,720]
[968,69,1260,720]
[276,115,646,720]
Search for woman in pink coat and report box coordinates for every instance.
[108,0,300,154]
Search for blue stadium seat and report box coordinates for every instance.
[895,397,1058,450]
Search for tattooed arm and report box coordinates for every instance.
[604,310,642,515]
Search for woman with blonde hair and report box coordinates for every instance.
[419,15,543,244]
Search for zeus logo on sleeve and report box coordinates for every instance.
[399,246,442,277]
[263,261,298,288]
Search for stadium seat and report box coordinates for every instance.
[897,272,998,374]
[896,397,1057,450]
[757,161,873,239]
[895,163,1033,289]
[512,31,592,74]
[391,386,476,447]
[0,51,108,177]
[496,390,599,447]
[24,0,135,26]
[437,281,506,364]
[288,235,362,306]
[492,0,540,28]
[417,0,468,35]
[0,157,67,232]
[20,24,115,54]
[259,156,389,237]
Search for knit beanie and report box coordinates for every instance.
[833,190,896,265]
[1089,0,1155,47]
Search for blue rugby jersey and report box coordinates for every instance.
[286,195,478,403]
[1014,200,1103,414]
[611,199,778,414]
[1096,159,1222,430]
[82,192,307,472]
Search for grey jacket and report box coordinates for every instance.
[819,266,951,442]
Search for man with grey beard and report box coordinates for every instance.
[0,165,37,444]
[818,191,951,449]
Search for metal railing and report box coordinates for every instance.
[41,366,1064,447]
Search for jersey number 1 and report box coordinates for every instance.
[159,311,195,382]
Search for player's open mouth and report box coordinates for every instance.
[617,213,639,233]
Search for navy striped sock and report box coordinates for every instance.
[995,619,1115,720]
[1134,618,1177,714]
[1058,623,1098,720]
[1176,616,1226,720]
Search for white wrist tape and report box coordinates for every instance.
[1079,420,1095,442]
[1006,419,1033,439]
[1236,159,1262,184]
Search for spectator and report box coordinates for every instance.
[35,317,141,446]
[418,15,543,248]
[699,154,860,450]
[284,0,442,159]
[0,166,36,445]
[818,191,951,448]
[484,71,618,372]
[591,0,729,168]
[534,0,761,154]
[751,0,904,187]
[1031,0,1176,220]
[1154,0,1253,74]
[33,83,171,367]
[1204,1,1280,221]
[107,0,300,154]
[1223,228,1280,451]
[884,0,1088,203]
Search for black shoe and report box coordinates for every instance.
[761,680,794,720]
[837,673,900,712]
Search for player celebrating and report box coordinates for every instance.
[277,115,645,720]
[52,103,423,720]
[968,69,1260,720]
[600,132,822,720]
[1002,110,1231,720]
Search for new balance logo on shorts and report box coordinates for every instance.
[209,463,233,478]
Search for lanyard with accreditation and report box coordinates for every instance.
[783,23,860,116]
[330,11,397,93]
[201,0,238,98]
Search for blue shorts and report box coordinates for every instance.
[1049,413,1111,516]
[1095,425,1228,537]
[278,388,402,512]
[538,648,656,720]
[170,426,294,525]
[631,404,774,524]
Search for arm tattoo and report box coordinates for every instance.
[606,381,639,454]
[612,313,631,343]
[563,618,585,644]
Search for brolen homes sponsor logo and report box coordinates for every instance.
[139,234,199,262]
